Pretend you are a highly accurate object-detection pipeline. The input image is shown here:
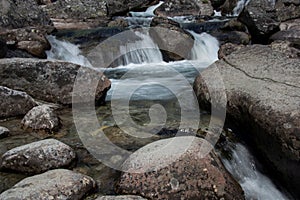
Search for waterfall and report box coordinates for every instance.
[126,1,164,28]
[129,1,164,17]
[126,17,153,28]
[233,0,251,16]
[117,31,163,66]
[46,35,93,67]
[233,0,275,15]
[222,143,289,200]
[188,31,219,64]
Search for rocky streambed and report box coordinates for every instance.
[0,0,300,199]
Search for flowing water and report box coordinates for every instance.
[126,1,164,28]
[221,142,290,200]
[45,29,291,199]
[0,2,292,199]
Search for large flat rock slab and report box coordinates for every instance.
[193,45,300,197]
[0,58,111,105]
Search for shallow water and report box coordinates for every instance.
[0,8,292,199]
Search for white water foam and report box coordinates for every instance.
[222,143,289,200]
[118,31,163,66]
[188,31,219,63]
[126,1,164,27]
[46,35,93,67]
[232,0,251,16]
[129,1,164,17]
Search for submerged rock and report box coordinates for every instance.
[96,195,147,200]
[0,86,37,118]
[0,169,96,200]
[0,58,111,105]
[21,105,61,133]
[0,139,76,173]
[116,137,245,199]
[0,126,9,139]
[193,45,300,197]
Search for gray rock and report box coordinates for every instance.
[96,195,147,200]
[279,18,300,31]
[0,169,96,200]
[194,0,214,16]
[116,137,245,199]
[275,0,300,22]
[0,86,37,118]
[106,0,156,16]
[0,27,52,58]
[150,17,194,61]
[108,18,129,28]
[0,58,111,105]
[0,139,76,173]
[220,0,238,15]
[0,0,52,29]
[211,30,251,45]
[238,0,279,43]
[5,49,35,58]
[193,45,300,197]
[155,0,213,17]
[218,42,244,59]
[21,105,61,133]
[270,29,300,46]
[0,126,9,139]
[42,0,109,29]
[270,40,300,58]
[238,0,300,43]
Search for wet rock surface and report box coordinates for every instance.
[0,126,9,139]
[0,86,37,118]
[0,169,96,200]
[21,105,61,133]
[116,137,245,199]
[0,58,111,105]
[0,139,76,173]
[150,17,194,61]
[193,45,300,197]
